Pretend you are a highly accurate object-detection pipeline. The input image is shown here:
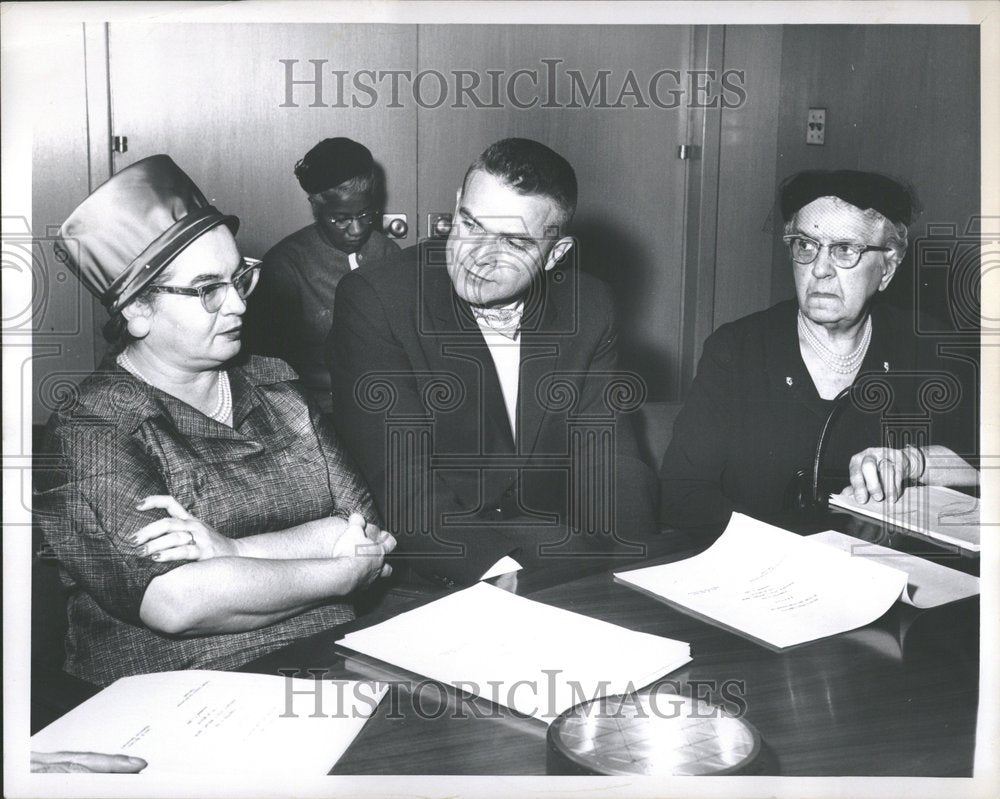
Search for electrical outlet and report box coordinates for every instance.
[806,108,826,145]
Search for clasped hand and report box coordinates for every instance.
[131,496,394,585]
[131,495,239,561]
[332,512,395,586]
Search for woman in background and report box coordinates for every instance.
[37,155,394,686]
[244,137,399,416]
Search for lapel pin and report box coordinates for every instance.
[786,376,794,386]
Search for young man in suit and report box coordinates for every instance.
[328,138,657,587]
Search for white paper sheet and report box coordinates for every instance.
[807,530,980,608]
[30,671,385,775]
[614,513,909,649]
[338,582,691,723]
[828,485,980,551]
[480,555,522,580]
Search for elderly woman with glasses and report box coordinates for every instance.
[36,156,395,687]
[659,170,978,535]
[243,137,400,416]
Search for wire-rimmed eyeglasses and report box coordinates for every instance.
[147,263,260,313]
[782,234,892,269]
[326,209,381,230]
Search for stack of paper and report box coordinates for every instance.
[614,514,910,649]
[338,582,691,723]
[828,485,980,552]
[30,671,385,775]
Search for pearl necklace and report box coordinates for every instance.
[797,311,872,375]
[211,370,233,425]
[117,350,232,425]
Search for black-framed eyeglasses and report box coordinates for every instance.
[782,234,892,269]
[326,209,381,229]
[147,263,260,313]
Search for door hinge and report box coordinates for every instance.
[112,135,128,154]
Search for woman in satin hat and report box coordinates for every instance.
[659,170,979,536]
[36,155,395,687]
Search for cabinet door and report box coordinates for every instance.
[29,22,99,424]
[416,25,694,400]
[107,23,418,260]
[107,23,700,401]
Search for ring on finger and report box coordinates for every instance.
[187,531,195,546]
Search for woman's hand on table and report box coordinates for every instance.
[31,751,147,773]
[133,495,239,561]
[846,446,924,504]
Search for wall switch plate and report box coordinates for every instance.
[382,213,409,239]
[807,108,826,145]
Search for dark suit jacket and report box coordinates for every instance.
[328,241,657,585]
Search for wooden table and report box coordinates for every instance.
[241,509,980,776]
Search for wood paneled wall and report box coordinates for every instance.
[29,24,98,424]
[712,26,782,331]
[27,23,982,424]
[107,23,420,260]
[710,24,980,337]
[769,25,980,320]
[415,25,692,399]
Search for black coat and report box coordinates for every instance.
[659,299,978,532]
[328,241,658,585]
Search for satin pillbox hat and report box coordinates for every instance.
[55,155,239,314]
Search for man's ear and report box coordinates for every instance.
[877,250,900,292]
[543,237,574,272]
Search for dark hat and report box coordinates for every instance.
[779,170,915,225]
[56,155,239,313]
[294,137,373,194]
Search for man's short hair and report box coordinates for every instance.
[464,138,578,224]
